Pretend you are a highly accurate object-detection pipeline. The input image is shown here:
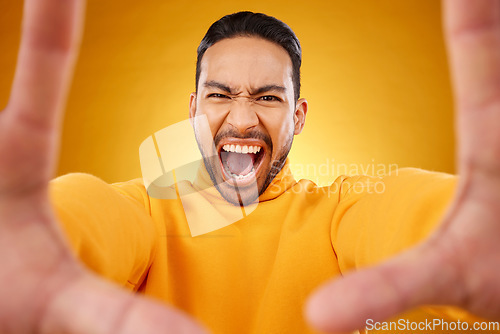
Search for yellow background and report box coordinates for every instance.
[0,0,454,185]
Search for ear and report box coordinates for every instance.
[189,92,197,119]
[293,98,308,135]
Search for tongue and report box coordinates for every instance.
[226,152,254,176]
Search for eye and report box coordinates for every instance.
[207,93,230,99]
[258,95,281,102]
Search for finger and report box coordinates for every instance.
[41,273,208,334]
[7,0,84,130]
[305,240,462,333]
[443,0,500,174]
[444,0,500,109]
[0,0,85,195]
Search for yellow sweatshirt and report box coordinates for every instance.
[50,160,479,333]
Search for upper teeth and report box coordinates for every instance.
[222,144,262,154]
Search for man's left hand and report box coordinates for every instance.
[306,1,500,332]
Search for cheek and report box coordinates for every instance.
[258,110,295,148]
[197,102,228,138]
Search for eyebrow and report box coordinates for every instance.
[251,84,286,95]
[203,80,286,95]
[203,81,233,93]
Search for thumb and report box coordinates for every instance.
[305,238,463,333]
[40,272,208,334]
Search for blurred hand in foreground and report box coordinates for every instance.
[0,1,206,333]
[306,0,500,332]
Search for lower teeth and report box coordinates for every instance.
[224,163,255,179]
[231,169,254,179]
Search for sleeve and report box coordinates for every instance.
[49,173,159,291]
[331,167,457,271]
[330,168,484,328]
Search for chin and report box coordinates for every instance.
[215,182,261,206]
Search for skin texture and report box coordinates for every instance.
[1,1,500,333]
[190,36,308,205]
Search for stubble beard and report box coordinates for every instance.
[195,128,293,206]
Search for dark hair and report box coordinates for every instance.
[196,11,302,101]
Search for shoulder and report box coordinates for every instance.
[50,173,152,213]
[290,167,457,211]
[336,167,456,202]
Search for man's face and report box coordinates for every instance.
[190,36,307,205]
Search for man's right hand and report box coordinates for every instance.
[0,1,205,333]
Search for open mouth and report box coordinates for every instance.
[218,143,266,186]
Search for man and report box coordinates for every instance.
[2,0,500,333]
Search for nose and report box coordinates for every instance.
[225,97,259,133]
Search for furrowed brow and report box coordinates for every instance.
[203,81,233,94]
[251,85,286,95]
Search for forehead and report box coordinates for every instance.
[199,36,293,90]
